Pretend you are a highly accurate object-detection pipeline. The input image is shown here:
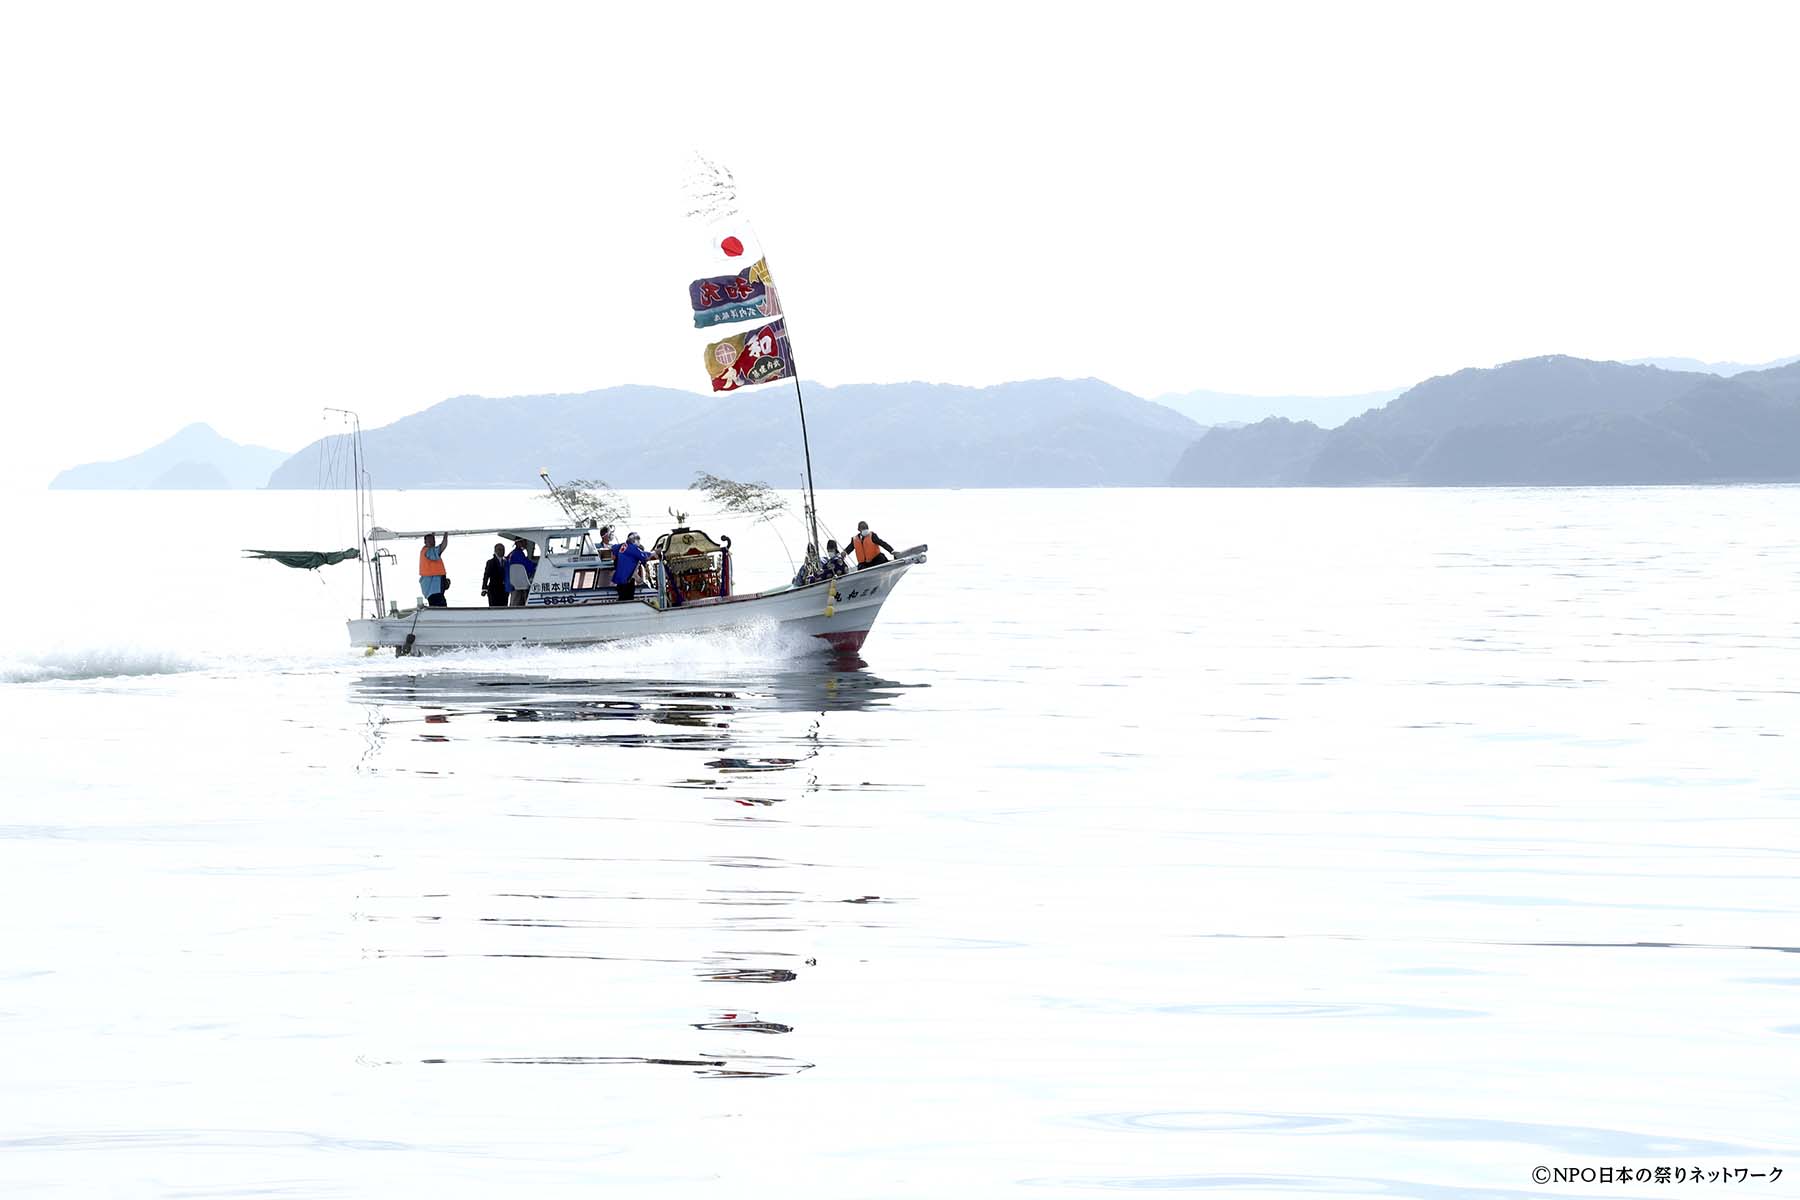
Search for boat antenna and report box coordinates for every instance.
[538,468,584,525]
[323,406,381,617]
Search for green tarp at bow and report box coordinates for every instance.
[243,548,361,570]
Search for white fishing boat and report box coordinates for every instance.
[254,163,927,656]
[344,519,925,656]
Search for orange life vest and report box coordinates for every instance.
[419,547,446,577]
[852,532,881,564]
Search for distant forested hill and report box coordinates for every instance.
[1628,354,1800,376]
[266,378,1204,489]
[51,423,290,489]
[1171,356,1800,486]
[1153,387,1402,429]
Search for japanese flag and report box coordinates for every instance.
[700,222,763,269]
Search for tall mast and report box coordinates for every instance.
[791,376,820,558]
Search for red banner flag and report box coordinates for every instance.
[704,320,795,392]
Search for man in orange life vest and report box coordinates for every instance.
[419,532,450,607]
[850,521,897,570]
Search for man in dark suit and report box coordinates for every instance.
[480,543,508,607]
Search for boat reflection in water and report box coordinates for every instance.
[347,659,917,770]
[350,656,910,721]
[345,658,924,1079]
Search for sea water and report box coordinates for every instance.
[1,485,1797,1198]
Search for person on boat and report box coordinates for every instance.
[505,538,537,607]
[850,522,897,570]
[793,542,820,588]
[790,540,850,587]
[611,531,654,602]
[419,533,450,607]
[481,543,508,607]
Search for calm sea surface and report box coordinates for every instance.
[2,486,1798,1198]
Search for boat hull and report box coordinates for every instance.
[348,553,923,654]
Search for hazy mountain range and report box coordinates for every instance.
[1626,353,1800,376]
[49,353,1800,489]
[1151,353,1799,429]
[49,422,289,489]
[265,378,1203,489]
[1173,355,1800,486]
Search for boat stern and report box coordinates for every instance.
[348,614,414,651]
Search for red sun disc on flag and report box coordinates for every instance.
[720,236,744,257]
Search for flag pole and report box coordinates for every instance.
[791,374,821,561]
[686,158,821,561]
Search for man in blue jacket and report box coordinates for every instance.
[505,538,537,607]
[611,531,654,602]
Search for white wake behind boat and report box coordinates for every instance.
[347,521,926,656]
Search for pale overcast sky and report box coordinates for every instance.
[2,0,1795,484]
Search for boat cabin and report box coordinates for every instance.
[365,522,733,612]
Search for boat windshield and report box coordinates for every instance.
[546,533,605,557]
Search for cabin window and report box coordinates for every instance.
[571,569,601,590]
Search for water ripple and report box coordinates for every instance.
[0,1129,412,1152]
[412,1053,812,1078]
[1074,1110,1779,1157]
